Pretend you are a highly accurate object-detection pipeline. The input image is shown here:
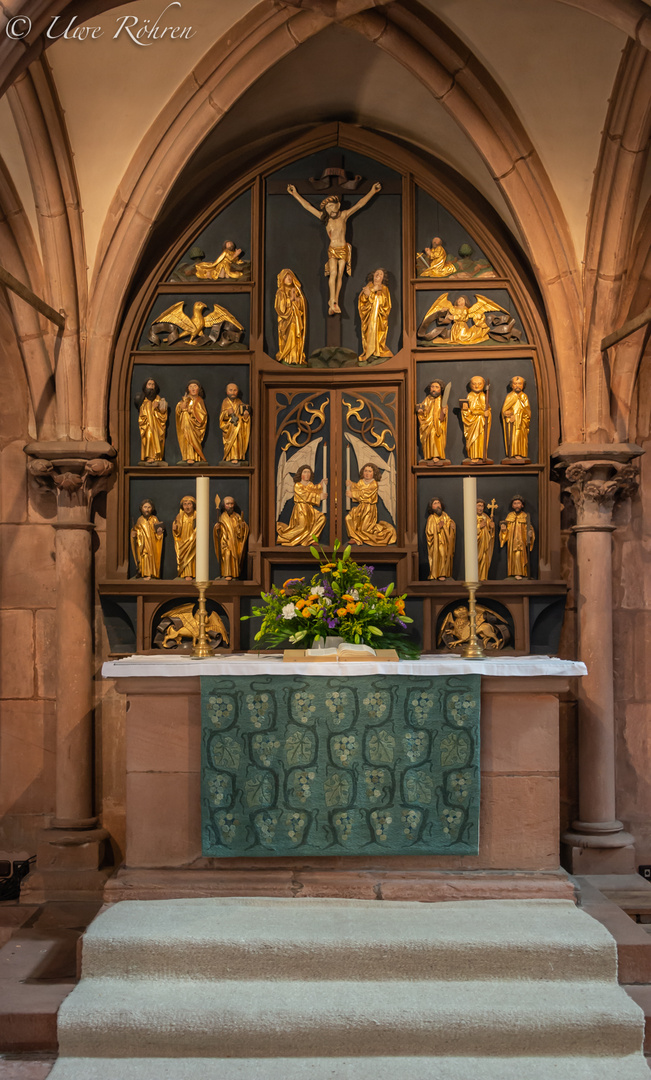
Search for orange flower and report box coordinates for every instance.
[301,609,312,618]
[295,598,307,610]
[320,563,335,572]
[337,607,348,617]
[345,603,357,614]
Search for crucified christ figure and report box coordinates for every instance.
[286,181,382,315]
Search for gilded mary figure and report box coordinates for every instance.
[275,269,306,366]
[358,269,393,364]
[175,380,207,464]
[276,466,327,547]
[345,463,396,546]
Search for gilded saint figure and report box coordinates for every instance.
[416,381,449,463]
[417,293,519,345]
[173,495,197,580]
[358,269,393,364]
[175,380,207,464]
[476,499,496,582]
[213,494,249,579]
[130,499,164,579]
[135,378,168,463]
[275,269,307,366]
[460,376,493,463]
[425,498,456,580]
[501,375,532,463]
[219,383,251,464]
[194,240,249,280]
[345,463,396,546]
[276,466,327,547]
[500,495,535,579]
[418,237,456,278]
[286,181,382,315]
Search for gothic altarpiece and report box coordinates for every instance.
[101,130,566,658]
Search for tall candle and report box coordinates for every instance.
[195,476,210,582]
[463,475,479,583]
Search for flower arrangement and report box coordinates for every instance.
[246,539,419,658]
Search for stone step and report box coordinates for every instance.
[574,876,651,984]
[46,1055,651,1080]
[79,897,617,982]
[57,976,642,1058]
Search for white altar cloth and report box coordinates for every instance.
[102,654,587,679]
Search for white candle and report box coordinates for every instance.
[463,475,478,583]
[195,476,210,582]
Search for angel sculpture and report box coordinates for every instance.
[156,602,229,650]
[148,300,244,347]
[417,293,521,345]
[276,438,328,546]
[344,433,396,546]
[438,604,510,651]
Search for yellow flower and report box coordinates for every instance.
[320,563,335,572]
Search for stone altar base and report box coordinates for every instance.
[48,897,648,1079]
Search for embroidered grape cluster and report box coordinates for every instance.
[403,729,427,762]
[402,808,422,838]
[332,733,357,765]
[448,692,477,727]
[207,773,230,807]
[362,691,388,719]
[252,733,281,767]
[285,811,307,843]
[325,690,348,725]
[245,692,271,729]
[215,811,239,843]
[364,768,386,800]
[334,810,354,842]
[370,810,392,841]
[255,810,280,845]
[291,770,315,802]
[448,770,471,800]
[292,690,316,724]
[441,807,463,836]
[207,695,234,729]
[409,691,434,727]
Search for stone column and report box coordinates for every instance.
[23,443,115,900]
[553,445,641,874]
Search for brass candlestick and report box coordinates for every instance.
[461,581,485,658]
[191,581,213,659]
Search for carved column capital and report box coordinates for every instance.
[552,443,643,529]
[25,440,116,520]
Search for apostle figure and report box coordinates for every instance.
[277,465,327,546]
[286,181,382,314]
[275,269,306,366]
[416,381,449,462]
[501,375,532,462]
[425,498,456,579]
[172,495,197,580]
[135,378,168,463]
[193,240,249,280]
[345,463,396,546]
[175,380,207,464]
[476,498,496,581]
[213,494,249,579]
[358,268,393,364]
[219,382,251,464]
[460,375,492,463]
[418,237,456,278]
[499,495,535,579]
[130,499,164,579]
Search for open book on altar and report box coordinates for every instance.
[283,643,399,662]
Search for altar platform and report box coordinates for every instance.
[101,654,585,903]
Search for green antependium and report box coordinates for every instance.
[245,538,419,658]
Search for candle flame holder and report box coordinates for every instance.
[191,581,213,659]
[461,581,485,659]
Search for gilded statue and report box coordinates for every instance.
[172,495,197,580]
[358,269,392,364]
[176,380,207,464]
[476,498,497,582]
[194,241,250,280]
[156,603,229,650]
[500,495,535,579]
[277,465,327,546]
[149,301,244,347]
[425,498,456,580]
[130,499,164,579]
[134,378,168,464]
[460,376,492,463]
[213,494,249,579]
[219,383,250,464]
[417,237,456,278]
[345,463,396,546]
[275,269,307,366]
[417,293,521,345]
[438,604,510,650]
[416,381,449,463]
[286,181,382,315]
[501,375,532,463]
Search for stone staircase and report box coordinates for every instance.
[46,896,648,1079]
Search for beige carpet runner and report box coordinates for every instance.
[48,897,648,1079]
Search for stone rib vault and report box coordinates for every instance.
[48,897,649,1079]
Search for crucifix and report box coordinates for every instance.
[487,498,499,518]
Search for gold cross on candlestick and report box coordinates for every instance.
[487,498,498,518]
